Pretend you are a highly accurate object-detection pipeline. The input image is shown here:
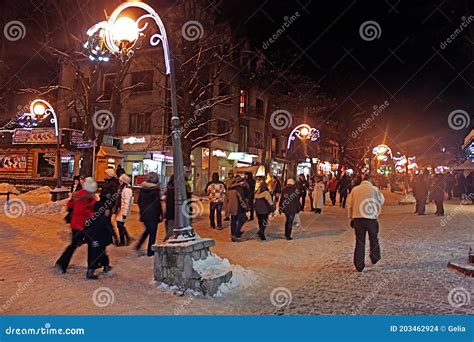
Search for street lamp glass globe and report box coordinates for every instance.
[300,127,309,137]
[111,17,139,43]
[33,104,46,116]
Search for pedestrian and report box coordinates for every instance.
[205,172,225,229]
[327,175,338,205]
[136,172,163,256]
[312,176,325,214]
[348,174,385,272]
[322,174,329,205]
[308,177,315,211]
[254,182,273,240]
[226,175,249,242]
[71,175,85,193]
[223,171,234,221]
[431,174,445,216]
[116,165,125,178]
[413,172,429,215]
[100,168,120,245]
[84,197,114,279]
[445,172,454,200]
[55,177,97,277]
[296,174,309,211]
[338,173,351,208]
[245,172,256,221]
[164,175,175,241]
[278,178,301,240]
[466,171,474,204]
[116,173,133,246]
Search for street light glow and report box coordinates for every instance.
[33,104,45,116]
[111,17,139,43]
[300,126,309,137]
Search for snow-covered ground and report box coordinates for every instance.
[0,190,472,315]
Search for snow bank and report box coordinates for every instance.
[193,253,258,297]
[24,186,53,196]
[29,198,68,215]
[0,183,20,195]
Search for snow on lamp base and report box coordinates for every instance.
[152,238,233,296]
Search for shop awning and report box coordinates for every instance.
[97,145,122,158]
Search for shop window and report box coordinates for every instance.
[102,73,116,101]
[217,119,230,134]
[239,125,248,151]
[61,155,74,179]
[255,131,264,149]
[256,98,264,117]
[218,81,231,104]
[131,70,154,93]
[37,153,56,177]
[239,89,247,115]
[129,113,152,134]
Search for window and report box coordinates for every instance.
[255,131,264,149]
[131,71,154,93]
[239,89,248,114]
[218,81,231,104]
[129,113,152,134]
[239,125,248,151]
[280,135,286,156]
[102,73,116,101]
[217,119,230,134]
[256,98,264,117]
[37,153,56,177]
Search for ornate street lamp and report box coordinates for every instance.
[86,2,194,242]
[286,124,320,149]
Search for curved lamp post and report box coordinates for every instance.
[287,124,320,149]
[86,2,194,242]
[26,100,62,189]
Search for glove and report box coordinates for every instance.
[350,219,355,228]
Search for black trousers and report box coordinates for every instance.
[88,242,109,270]
[340,191,348,208]
[300,192,306,211]
[116,221,130,245]
[416,196,426,214]
[434,199,444,215]
[137,220,158,256]
[353,218,381,272]
[256,214,269,235]
[56,229,87,271]
[330,191,336,205]
[209,202,223,228]
[284,213,295,238]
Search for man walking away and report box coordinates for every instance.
[327,176,338,205]
[296,174,308,211]
[348,174,385,272]
[254,182,273,240]
[226,175,248,242]
[279,178,301,240]
[414,173,429,215]
[206,172,226,229]
[339,173,351,208]
[431,174,445,216]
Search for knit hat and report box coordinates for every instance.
[105,168,115,178]
[119,173,131,185]
[287,178,295,185]
[83,177,98,193]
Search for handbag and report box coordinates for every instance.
[64,208,73,223]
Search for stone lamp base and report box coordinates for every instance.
[152,238,232,296]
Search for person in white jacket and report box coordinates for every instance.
[116,173,134,246]
[348,174,385,272]
[312,176,325,214]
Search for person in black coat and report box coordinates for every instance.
[278,178,301,240]
[296,174,309,211]
[136,172,163,256]
[430,174,445,216]
[100,168,120,244]
[245,172,256,221]
[413,173,429,215]
[84,200,114,279]
[338,173,351,208]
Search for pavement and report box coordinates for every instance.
[0,190,472,315]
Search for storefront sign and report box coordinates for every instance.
[13,128,59,145]
[76,141,94,149]
[212,149,228,158]
[70,130,84,146]
[123,136,146,144]
[0,154,27,172]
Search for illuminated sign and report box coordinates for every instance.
[123,136,146,144]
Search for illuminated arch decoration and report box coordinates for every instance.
[372,144,392,162]
[17,99,59,136]
[287,124,320,149]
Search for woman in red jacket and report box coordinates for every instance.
[55,177,97,278]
